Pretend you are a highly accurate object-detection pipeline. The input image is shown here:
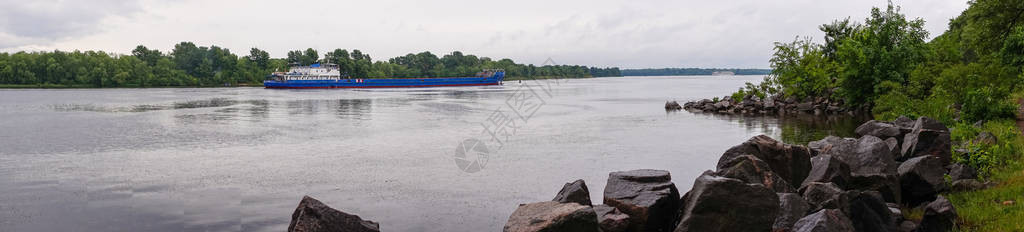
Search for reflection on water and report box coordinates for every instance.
[693,112,871,145]
[0,76,871,232]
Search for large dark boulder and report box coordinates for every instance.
[717,135,813,189]
[900,117,952,165]
[593,205,630,232]
[855,120,902,139]
[675,172,779,232]
[790,209,855,232]
[808,136,856,155]
[603,169,680,232]
[917,196,958,232]
[801,154,852,190]
[288,196,380,232]
[800,182,845,212]
[836,135,902,204]
[716,154,795,193]
[841,191,898,232]
[554,179,592,206]
[897,156,947,205]
[837,135,899,176]
[848,174,902,204]
[504,201,600,232]
[774,193,812,231]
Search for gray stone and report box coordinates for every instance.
[288,196,381,232]
[553,179,592,206]
[800,182,845,212]
[603,169,680,232]
[675,172,779,232]
[898,156,947,205]
[504,201,600,232]
[917,196,957,232]
[774,193,812,231]
[716,154,795,193]
[791,209,855,232]
[801,154,852,190]
[593,205,630,232]
[717,135,813,189]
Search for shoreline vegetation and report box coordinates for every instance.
[672,1,1023,230]
[0,46,622,89]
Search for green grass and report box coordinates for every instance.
[946,100,1024,231]
[947,163,1024,232]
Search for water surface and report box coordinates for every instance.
[0,76,863,232]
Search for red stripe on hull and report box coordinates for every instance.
[265,82,500,89]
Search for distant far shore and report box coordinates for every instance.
[621,68,770,76]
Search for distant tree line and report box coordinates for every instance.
[621,68,770,76]
[0,42,621,87]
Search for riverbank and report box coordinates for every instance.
[288,116,967,232]
[945,99,1024,231]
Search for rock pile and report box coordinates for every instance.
[503,116,972,232]
[677,94,865,115]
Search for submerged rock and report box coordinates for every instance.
[603,169,680,232]
[288,196,381,232]
[504,201,600,232]
[675,172,779,232]
[553,179,592,206]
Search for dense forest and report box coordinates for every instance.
[621,68,770,76]
[0,44,621,87]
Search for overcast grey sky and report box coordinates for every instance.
[0,0,968,68]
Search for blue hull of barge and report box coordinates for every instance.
[264,73,505,89]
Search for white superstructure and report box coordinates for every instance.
[272,63,342,81]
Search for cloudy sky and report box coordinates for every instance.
[0,0,968,68]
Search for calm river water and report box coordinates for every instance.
[0,76,865,232]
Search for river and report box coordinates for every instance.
[0,76,865,232]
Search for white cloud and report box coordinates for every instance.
[0,0,969,68]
